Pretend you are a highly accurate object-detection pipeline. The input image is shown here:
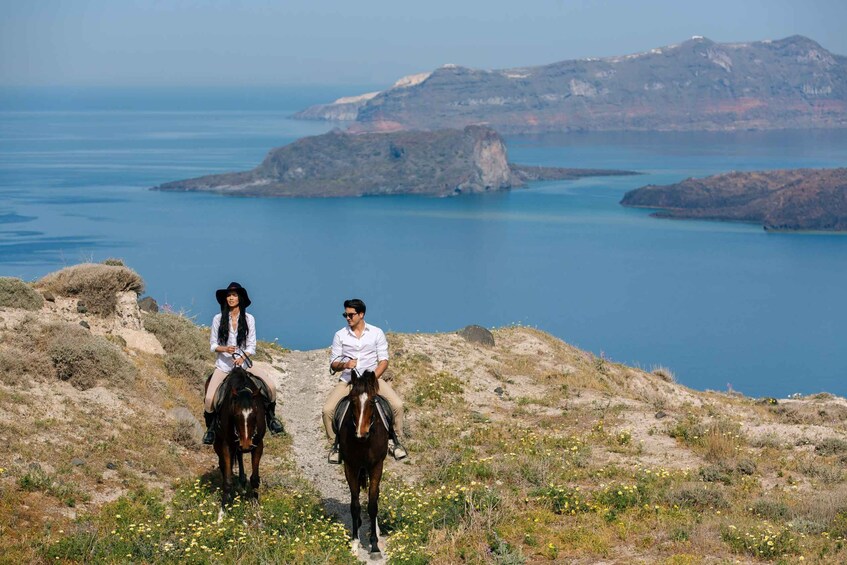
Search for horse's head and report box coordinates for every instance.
[349,370,380,440]
[226,368,264,452]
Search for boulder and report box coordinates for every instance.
[457,325,495,346]
[137,296,159,313]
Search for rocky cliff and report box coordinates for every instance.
[295,35,847,134]
[153,126,635,198]
[620,167,847,231]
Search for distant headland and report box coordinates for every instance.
[294,35,847,134]
[620,167,847,231]
[153,126,637,198]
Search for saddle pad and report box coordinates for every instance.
[333,398,350,434]
[212,371,269,412]
[333,395,393,434]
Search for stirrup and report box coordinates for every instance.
[327,444,341,464]
[268,417,285,436]
[390,441,408,461]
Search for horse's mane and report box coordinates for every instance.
[350,370,379,398]
[227,367,256,409]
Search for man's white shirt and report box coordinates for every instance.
[330,322,388,383]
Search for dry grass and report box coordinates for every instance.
[651,365,676,383]
[0,277,44,310]
[35,262,144,316]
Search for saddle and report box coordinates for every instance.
[208,370,271,413]
[333,395,393,435]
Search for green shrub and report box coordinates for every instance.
[0,277,43,310]
[532,484,592,515]
[815,437,847,456]
[0,344,53,386]
[720,523,800,559]
[143,312,209,360]
[36,263,144,316]
[46,324,137,390]
[699,464,733,485]
[163,353,210,385]
[19,465,88,507]
[666,484,729,509]
[751,498,790,520]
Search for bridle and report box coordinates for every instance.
[229,383,260,451]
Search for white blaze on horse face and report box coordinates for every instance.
[241,408,252,442]
[356,392,368,437]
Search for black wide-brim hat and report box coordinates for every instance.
[216,282,251,308]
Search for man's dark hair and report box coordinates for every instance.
[344,298,366,314]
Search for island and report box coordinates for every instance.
[294,35,847,134]
[153,125,637,198]
[620,168,847,231]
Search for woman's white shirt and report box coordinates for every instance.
[210,312,257,372]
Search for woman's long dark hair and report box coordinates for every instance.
[217,304,248,348]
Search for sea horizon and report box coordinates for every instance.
[2,86,847,399]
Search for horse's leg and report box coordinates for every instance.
[367,460,384,554]
[218,444,233,511]
[249,441,263,499]
[343,463,362,545]
[236,450,247,489]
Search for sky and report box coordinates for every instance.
[2,0,847,88]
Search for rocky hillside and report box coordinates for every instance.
[153,125,634,198]
[4,263,847,563]
[621,167,847,231]
[295,35,847,134]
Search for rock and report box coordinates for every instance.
[76,301,88,314]
[621,168,847,232]
[655,411,667,419]
[494,386,504,397]
[168,407,204,446]
[79,320,90,329]
[458,325,495,346]
[106,462,117,470]
[71,458,85,466]
[42,290,55,302]
[137,296,159,313]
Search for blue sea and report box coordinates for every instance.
[2,87,846,398]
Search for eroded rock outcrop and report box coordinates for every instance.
[621,167,847,231]
[154,126,636,198]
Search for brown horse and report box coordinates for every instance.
[338,369,389,555]
[206,367,266,513]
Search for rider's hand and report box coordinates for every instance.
[346,359,358,370]
[226,346,237,354]
[234,356,244,366]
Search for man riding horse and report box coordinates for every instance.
[323,298,408,464]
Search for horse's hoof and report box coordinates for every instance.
[350,539,360,555]
[369,549,382,559]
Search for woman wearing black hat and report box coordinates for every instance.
[202,282,285,444]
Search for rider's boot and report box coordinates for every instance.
[389,429,408,461]
[265,402,285,435]
[327,437,341,464]
[202,411,216,445]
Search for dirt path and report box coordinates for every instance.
[271,349,389,563]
